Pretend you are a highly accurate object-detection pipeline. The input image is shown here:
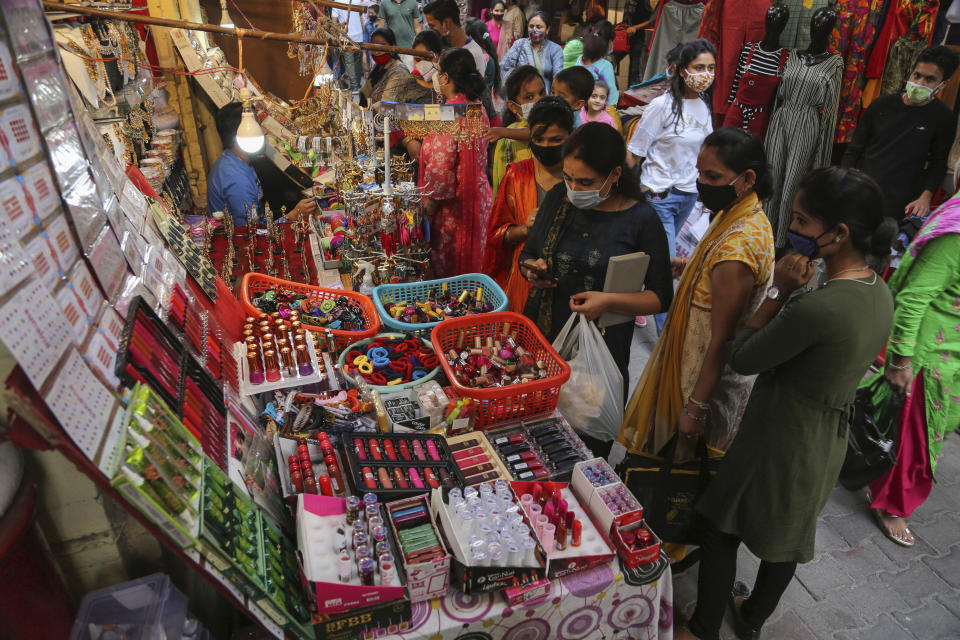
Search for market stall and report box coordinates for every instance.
[0,0,674,638]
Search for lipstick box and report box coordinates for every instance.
[430,487,547,594]
[384,494,451,602]
[341,432,467,499]
[296,494,408,614]
[612,519,662,569]
[510,481,614,580]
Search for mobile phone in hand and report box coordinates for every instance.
[521,262,557,282]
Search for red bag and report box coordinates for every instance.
[613,24,630,53]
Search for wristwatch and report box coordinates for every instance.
[766,285,782,301]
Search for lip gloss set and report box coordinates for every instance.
[517,483,582,554]
[283,433,345,497]
[489,417,590,482]
[241,311,323,389]
[333,493,398,587]
[345,434,465,496]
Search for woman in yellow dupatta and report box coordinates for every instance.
[619,128,776,462]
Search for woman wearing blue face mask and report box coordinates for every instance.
[675,166,896,640]
[519,122,674,445]
[500,13,564,93]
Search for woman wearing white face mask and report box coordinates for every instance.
[519,122,674,436]
[627,38,716,332]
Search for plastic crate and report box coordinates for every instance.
[68,573,188,640]
[338,333,441,392]
[372,273,508,338]
[431,312,570,429]
[240,273,380,351]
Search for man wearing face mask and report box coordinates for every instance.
[842,46,959,220]
[422,0,487,76]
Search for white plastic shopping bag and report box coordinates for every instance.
[553,313,624,442]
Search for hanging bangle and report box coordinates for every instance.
[688,396,710,412]
[683,408,707,422]
[887,361,910,371]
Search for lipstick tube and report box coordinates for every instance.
[541,523,556,554]
[362,466,377,489]
[425,440,441,461]
[324,455,344,494]
[572,518,582,547]
[354,438,367,460]
[392,467,409,489]
[369,439,383,461]
[377,467,393,489]
[318,475,333,496]
[409,468,425,489]
[556,517,568,550]
[383,439,397,461]
[412,440,426,461]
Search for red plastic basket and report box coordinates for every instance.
[431,312,570,429]
[240,273,380,351]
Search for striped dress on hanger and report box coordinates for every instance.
[764,53,844,247]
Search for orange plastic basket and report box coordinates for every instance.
[431,312,570,429]
[240,273,380,351]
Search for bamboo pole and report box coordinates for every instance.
[42,1,432,58]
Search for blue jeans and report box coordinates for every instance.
[648,187,698,333]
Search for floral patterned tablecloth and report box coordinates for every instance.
[378,554,673,640]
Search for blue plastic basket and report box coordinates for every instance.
[372,273,508,338]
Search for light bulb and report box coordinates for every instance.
[235,88,264,153]
[219,0,234,28]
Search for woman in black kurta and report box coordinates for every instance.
[518,122,673,453]
[678,167,896,640]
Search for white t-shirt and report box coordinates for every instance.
[332,1,370,43]
[464,37,487,77]
[627,93,713,194]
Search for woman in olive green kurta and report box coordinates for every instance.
[863,194,960,547]
[679,167,895,640]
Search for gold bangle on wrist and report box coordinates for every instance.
[688,396,710,412]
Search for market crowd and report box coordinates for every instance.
[210,2,960,637]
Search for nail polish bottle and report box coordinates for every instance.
[295,344,314,376]
[263,349,281,382]
[247,351,264,384]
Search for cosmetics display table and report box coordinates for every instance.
[388,557,673,640]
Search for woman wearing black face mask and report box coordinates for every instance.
[676,166,895,640]
[619,128,775,512]
[486,97,574,313]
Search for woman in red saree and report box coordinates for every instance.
[419,48,493,277]
[485,97,574,312]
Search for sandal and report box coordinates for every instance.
[871,508,916,547]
